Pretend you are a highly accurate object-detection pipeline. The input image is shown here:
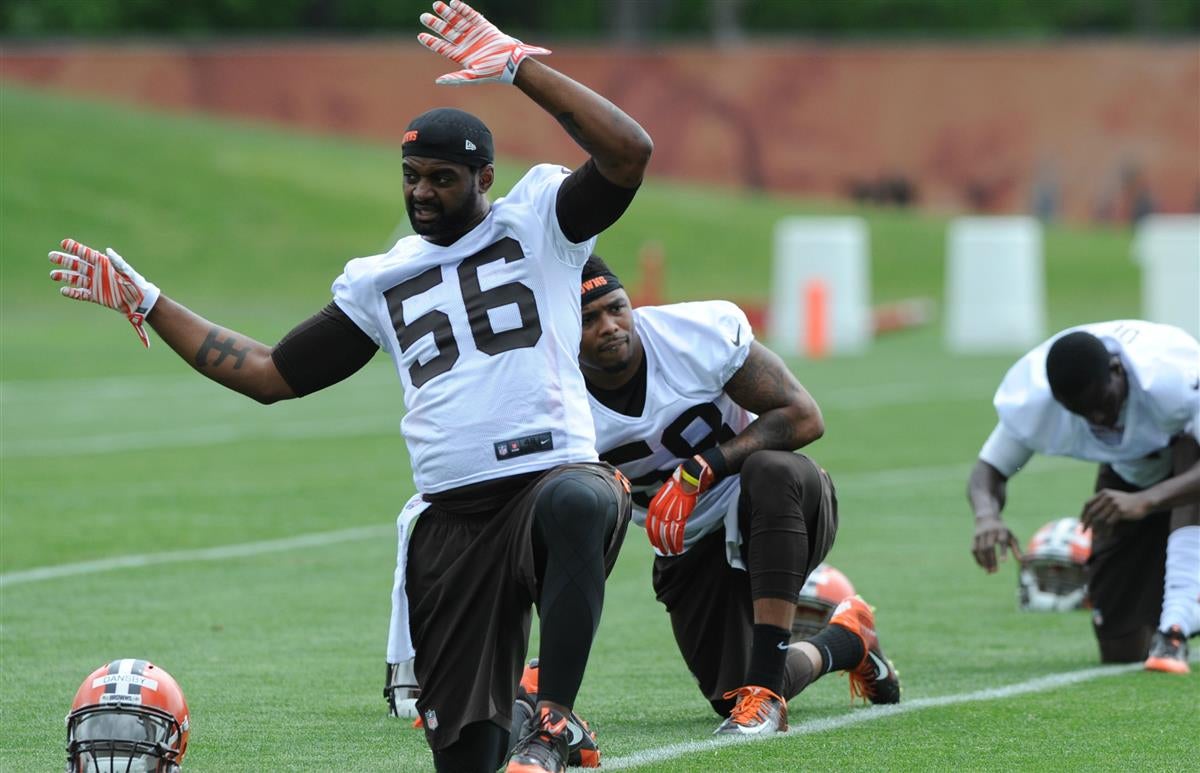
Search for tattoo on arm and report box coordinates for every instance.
[554,111,597,155]
[723,343,802,417]
[195,328,250,370]
[719,342,819,467]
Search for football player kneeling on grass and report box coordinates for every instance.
[576,257,901,737]
[48,3,652,770]
[968,322,1200,673]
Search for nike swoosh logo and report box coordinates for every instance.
[731,327,742,346]
[867,651,890,681]
[566,720,584,747]
[776,641,790,651]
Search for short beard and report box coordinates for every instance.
[599,355,634,375]
[406,192,480,241]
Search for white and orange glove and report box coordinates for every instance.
[418,0,551,85]
[48,238,160,348]
[645,448,727,556]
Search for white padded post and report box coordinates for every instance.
[770,217,871,357]
[945,216,1046,353]
[1133,215,1200,338]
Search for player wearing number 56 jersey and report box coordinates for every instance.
[46,4,648,771]
[577,257,900,738]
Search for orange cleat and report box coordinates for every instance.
[713,685,788,735]
[828,595,902,704]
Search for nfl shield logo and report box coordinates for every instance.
[425,709,439,730]
[497,443,508,457]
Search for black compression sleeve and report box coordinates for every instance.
[555,158,641,243]
[270,302,378,397]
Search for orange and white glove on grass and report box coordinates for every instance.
[418,0,551,85]
[49,238,161,348]
[645,449,726,556]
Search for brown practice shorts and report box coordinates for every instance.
[1087,464,1172,657]
[406,462,630,750]
[651,452,837,713]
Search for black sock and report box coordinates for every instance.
[807,623,865,674]
[745,623,791,695]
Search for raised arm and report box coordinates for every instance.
[716,341,824,475]
[513,61,653,188]
[416,0,652,187]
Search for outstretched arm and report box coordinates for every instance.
[146,296,294,404]
[716,341,824,475]
[49,238,376,405]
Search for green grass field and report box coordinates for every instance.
[1,85,1194,772]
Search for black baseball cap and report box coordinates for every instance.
[402,107,494,167]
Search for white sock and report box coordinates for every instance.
[1159,525,1200,636]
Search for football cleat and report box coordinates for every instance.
[829,595,902,704]
[506,705,571,773]
[1144,626,1190,674]
[510,660,600,768]
[713,685,788,735]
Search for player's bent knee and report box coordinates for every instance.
[740,450,821,504]
[533,473,617,545]
[1096,628,1154,663]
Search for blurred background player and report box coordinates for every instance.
[46,2,651,770]
[66,658,190,773]
[576,256,900,736]
[968,321,1200,673]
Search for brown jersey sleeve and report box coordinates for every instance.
[555,158,641,244]
[271,302,379,397]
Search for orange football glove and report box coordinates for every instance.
[418,0,551,86]
[49,238,161,348]
[645,453,719,556]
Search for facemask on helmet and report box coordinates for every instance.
[66,659,189,773]
[1018,517,1092,612]
[791,562,857,641]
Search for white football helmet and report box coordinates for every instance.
[66,658,189,773]
[791,563,857,641]
[1018,517,1092,611]
[384,659,420,719]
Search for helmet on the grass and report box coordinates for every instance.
[1018,517,1091,612]
[66,658,190,772]
[791,563,857,640]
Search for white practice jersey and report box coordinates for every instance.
[980,320,1200,487]
[333,164,600,493]
[590,301,755,554]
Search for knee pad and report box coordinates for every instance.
[533,472,619,548]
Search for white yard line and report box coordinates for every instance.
[0,524,392,588]
[602,662,1143,770]
[1,414,399,458]
[2,458,1079,586]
